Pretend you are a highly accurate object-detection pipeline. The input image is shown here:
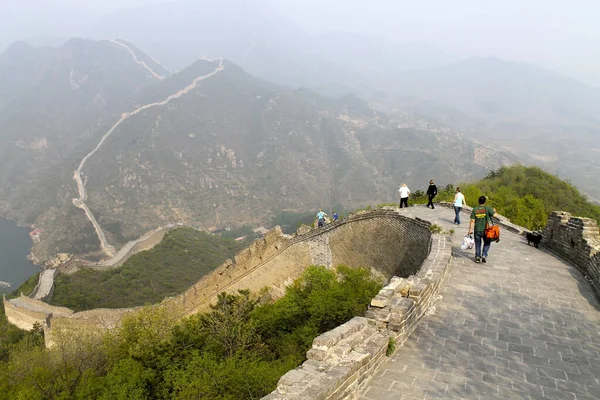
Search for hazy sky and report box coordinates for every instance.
[2,0,600,85]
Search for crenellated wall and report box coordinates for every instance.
[161,209,433,317]
[542,211,600,298]
[264,233,453,400]
[7,209,434,346]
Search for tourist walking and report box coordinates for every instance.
[468,196,499,263]
[453,187,466,225]
[398,184,410,208]
[316,209,328,228]
[426,180,437,209]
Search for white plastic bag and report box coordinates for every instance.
[461,235,474,250]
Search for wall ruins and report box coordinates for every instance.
[542,211,600,298]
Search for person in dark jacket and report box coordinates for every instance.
[426,180,438,209]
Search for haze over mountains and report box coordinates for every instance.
[0,38,515,260]
[0,0,599,261]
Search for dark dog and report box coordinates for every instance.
[526,232,543,248]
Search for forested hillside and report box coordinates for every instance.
[50,228,248,311]
[1,266,380,399]
[415,165,600,230]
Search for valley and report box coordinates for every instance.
[0,31,598,265]
[73,57,224,257]
[0,39,518,263]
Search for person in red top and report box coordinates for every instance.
[468,196,499,263]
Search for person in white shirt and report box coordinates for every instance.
[453,187,466,225]
[399,184,411,208]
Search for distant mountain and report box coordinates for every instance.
[0,40,515,261]
[393,57,600,125]
[381,57,600,201]
[0,38,171,255]
[314,34,458,86]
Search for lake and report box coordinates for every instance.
[0,218,40,294]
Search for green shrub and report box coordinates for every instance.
[387,337,397,356]
[2,266,381,399]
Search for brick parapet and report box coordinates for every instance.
[263,232,453,400]
[542,211,600,298]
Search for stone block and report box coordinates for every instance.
[302,359,327,374]
[365,307,390,323]
[313,330,344,348]
[307,348,327,361]
[300,383,333,400]
[384,276,405,291]
[332,344,353,358]
[408,283,427,300]
[326,365,353,387]
[370,294,390,308]
[390,297,414,315]
[279,369,311,387]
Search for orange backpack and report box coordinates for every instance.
[485,214,500,241]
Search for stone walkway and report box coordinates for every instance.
[360,206,600,400]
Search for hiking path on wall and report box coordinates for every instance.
[361,206,600,400]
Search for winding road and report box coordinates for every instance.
[72,56,225,258]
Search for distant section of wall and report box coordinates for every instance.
[3,295,49,331]
[32,269,58,302]
[94,227,169,270]
[46,307,138,347]
[542,211,600,298]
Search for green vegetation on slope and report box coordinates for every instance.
[1,266,381,399]
[7,272,40,299]
[51,228,247,311]
[0,273,42,362]
[402,165,600,230]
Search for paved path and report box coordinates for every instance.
[33,269,57,300]
[361,206,600,400]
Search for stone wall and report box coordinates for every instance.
[542,211,600,298]
[264,233,453,400]
[32,269,58,301]
[3,296,50,331]
[7,209,433,346]
[160,209,432,317]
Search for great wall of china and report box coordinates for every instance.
[4,206,600,399]
[4,209,433,345]
[72,40,224,259]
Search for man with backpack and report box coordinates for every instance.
[468,196,499,263]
